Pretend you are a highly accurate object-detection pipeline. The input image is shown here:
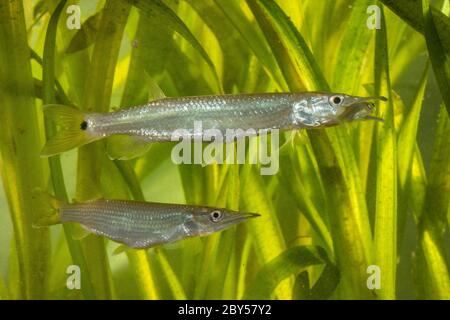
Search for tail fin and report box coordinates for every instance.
[32,190,63,227]
[41,105,96,157]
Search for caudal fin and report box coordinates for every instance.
[41,105,97,157]
[32,190,63,227]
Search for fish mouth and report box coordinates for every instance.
[222,212,260,227]
[354,96,388,103]
[344,96,387,122]
[348,96,387,107]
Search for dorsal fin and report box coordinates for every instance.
[147,76,166,101]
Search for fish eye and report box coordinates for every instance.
[210,210,223,222]
[80,121,88,130]
[330,95,343,106]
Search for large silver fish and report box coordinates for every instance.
[34,193,259,249]
[41,92,386,159]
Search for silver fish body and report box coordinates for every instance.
[85,93,385,141]
[41,92,386,156]
[59,199,258,248]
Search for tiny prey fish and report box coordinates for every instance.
[34,192,259,249]
[41,92,387,159]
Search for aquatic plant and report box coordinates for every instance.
[0,0,448,299]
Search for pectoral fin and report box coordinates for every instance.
[106,135,152,160]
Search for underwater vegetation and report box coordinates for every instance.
[0,0,449,300]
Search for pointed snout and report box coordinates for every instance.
[336,95,388,123]
[364,96,388,102]
[347,95,388,107]
[222,212,260,227]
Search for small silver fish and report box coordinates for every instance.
[33,193,259,249]
[41,92,386,158]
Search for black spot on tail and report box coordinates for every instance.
[80,121,88,130]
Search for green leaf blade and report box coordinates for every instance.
[244,246,339,300]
